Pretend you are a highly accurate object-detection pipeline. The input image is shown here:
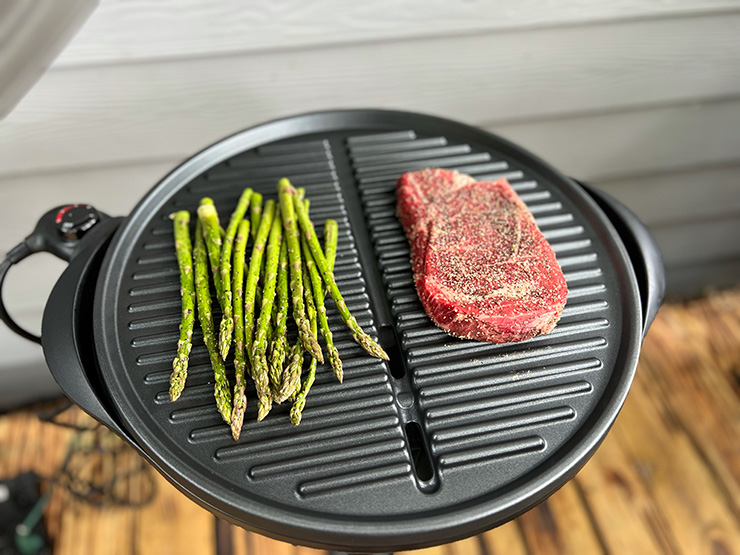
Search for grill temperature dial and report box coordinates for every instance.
[55,204,100,241]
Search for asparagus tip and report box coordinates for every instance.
[354,332,389,360]
[257,398,272,422]
[289,404,303,426]
[230,393,246,438]
[168,386,182,402]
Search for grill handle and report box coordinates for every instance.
[40,216,132,438]
[578,182,665,338]
[0,204,105,344]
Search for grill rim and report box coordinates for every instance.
[90,109,643,550]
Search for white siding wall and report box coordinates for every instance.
[1,0,739,402]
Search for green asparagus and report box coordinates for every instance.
[324,220,338,271]
[229,219,250,440]
[197,199,223,299]
[277,341,303,403]
[193,219,232,422]
[218,188,253,360]
[235,199,275,423]
[290,186,388,360]
[269,240,289,397]
[290,250,320,424]
[277,178,323,362]
[169,210,195,401]
[251,212,283,421]
[302,234,342,382]
[250,192,263,241]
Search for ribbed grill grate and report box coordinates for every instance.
[96,114,637,533]
[347,130,612,475]
[118,138,415,508]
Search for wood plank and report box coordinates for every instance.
[609,344,740,553]
[441,536,484,555]
[593,162,740,226]
[5,94,740,189]
[134,471,216,555]
[516,482,605,554]
[573,425,674,554]
[54,0,740,67]
[478,521,529,555]
[398,544,447,555]
[638,293,740,512]
[247,531,321,555]
[4,13,740,176]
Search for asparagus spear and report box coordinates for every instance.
[290,185,388,360]
[197,198,232,363]
[277,341,303,403]
[197,198,223,299]
[233,200,275,423]
[230,219,250,440]
[276,213,339,403]
[277,178,323,362]
[250,192,265,312]
[290,251,320,425]
[250,192,263,241]
[268,239,289,397]
[244,200,275,352]
[302,234,342,382]
[218,188,253,360]
[251,212,283,421]
[324,219,338,271]
[169,210,195,401]
[193,219,232,422]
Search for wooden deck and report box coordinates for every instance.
[1,289,739,554]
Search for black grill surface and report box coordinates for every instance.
[93,110,641,550]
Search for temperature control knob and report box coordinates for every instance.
[55,204,100,241]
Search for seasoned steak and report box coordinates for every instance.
[397,169,474,278]
[397,170,568,343]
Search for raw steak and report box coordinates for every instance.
[397,169,568,343]
[396,169,474,277]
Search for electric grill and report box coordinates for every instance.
[0,110,664,552]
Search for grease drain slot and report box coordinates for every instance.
[380,324,406,379]
[405,421,438,492]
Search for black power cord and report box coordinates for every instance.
[36,401,157,508]
[7,402,157,555]
[0,244,41,345]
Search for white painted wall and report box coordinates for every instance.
[1,0,739,407]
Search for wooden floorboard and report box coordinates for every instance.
[1,289,739,554]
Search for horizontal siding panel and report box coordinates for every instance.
[54,0,740,67]
[492,98,740,183]
[3,13,740,176]
[652,216,740,268]
[593,163,740,226]
[667,260,740,298]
